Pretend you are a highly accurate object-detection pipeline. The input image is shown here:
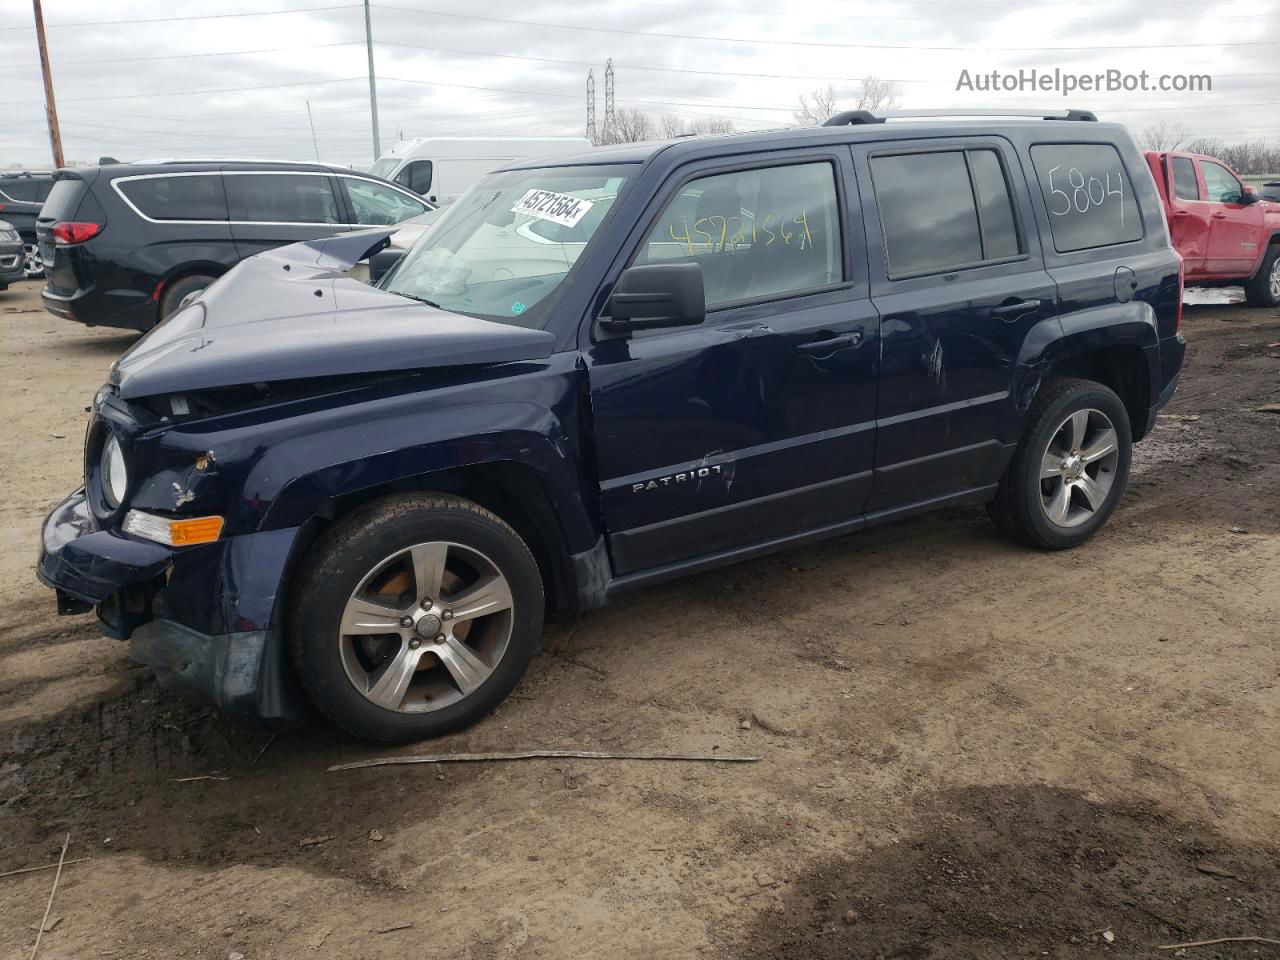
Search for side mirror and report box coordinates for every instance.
[1240,186,1259,205]
[601,262,705,333]
[368,248,404,285]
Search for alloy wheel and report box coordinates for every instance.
[22,242,43,278]
[337,541,514,713]
[1038,408,1120,528]
[1270,256,1280,300]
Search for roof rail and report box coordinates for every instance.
[823,108,1097,126]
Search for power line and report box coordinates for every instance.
[55,76,368,104]
[0,41,362,69]
[371,3,1279,50]
[0,4,357,31]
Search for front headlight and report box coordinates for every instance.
[100,434,128,508]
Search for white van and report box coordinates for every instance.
[369,137,592,205]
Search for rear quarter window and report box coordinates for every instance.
[1030,143,1142,253]
[0,179,39,202]
[117,174,228,221]
[41,178,89,221]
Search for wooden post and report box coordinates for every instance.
[32,0,64,169]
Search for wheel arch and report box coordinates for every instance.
[1018,307,1160,441]
[278,461,581,619]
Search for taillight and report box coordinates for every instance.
[52,221,102,245]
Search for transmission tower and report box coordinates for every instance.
[603,58,616,144]
[586,70,598,145]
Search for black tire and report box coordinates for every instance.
[1243,243,1280,308]
[988,378,1132,550]
[158,273,216,322]
[289,493,544,743]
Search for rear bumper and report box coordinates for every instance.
[41,283,157,330]
[38,488,309,731]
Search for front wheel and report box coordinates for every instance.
[289,494,544,742]
[988,378,1132,550]
[1244,244,1280,308]
[22,241,43,279]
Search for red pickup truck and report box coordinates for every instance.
[1144,151,1280,307]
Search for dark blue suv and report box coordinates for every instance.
[38,111,1185,742]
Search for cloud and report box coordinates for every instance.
[0,0,1276,168]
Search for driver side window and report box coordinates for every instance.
[342,177,427,225]
[632,161,843,309]
[1201,161,1243,204]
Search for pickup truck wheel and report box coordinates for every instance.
[988,378,1132,550]
[289,494,543,743]
[1244,244,1280,307]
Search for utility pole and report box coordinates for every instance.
[363,0,381,161]
[32,0,64,169]
[306,100,320,162]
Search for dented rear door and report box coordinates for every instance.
[854,136,1058,514]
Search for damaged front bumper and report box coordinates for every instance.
[37,488,308,732]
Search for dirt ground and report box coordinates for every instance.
[1,277,1278,960]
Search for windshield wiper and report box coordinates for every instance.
[393,291,444,309]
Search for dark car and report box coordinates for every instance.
[0,170,54,278]
[1262,181,1280,202]
[0,219,24,289]
[39,109,1185,742]
[37,160,434,329]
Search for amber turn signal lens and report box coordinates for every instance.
[123,510,224,547]
[169,516,225,546]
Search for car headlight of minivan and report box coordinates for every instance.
[100,434,129,508]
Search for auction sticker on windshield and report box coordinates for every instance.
[511,189,594,228]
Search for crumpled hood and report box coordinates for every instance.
[110,230,556,400]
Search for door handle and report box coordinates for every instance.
[990,298,1041,320]
[795,332,861,355]
[1212,212,1227,219]
[1172,210,1190,218]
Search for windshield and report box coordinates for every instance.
[369,158,399,179]
[380,164,632,327]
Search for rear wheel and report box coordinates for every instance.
[988,378,1132,550]
[158,273,215,322]
[1244,244,1280,307]
[289,494,544,742]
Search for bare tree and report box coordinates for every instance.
[659,113,686,138]
[793,76,901,125]
[604,107,656,144]
[1138,121,1189,151]
[1182,136,1225,158]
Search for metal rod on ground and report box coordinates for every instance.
[329,750,761,772]
[363,0,380,161]
[31,0,64,169]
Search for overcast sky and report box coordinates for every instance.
[1,0,1276,169]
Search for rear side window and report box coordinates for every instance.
[117,175,227,221]
[633,161,844,308]
[0,179,40,202]
[1029,144,1142,253]
[225,173,340,224]
[1172,157,1200,200]
[1201,160,1243,204]
[870,149,1022,277]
